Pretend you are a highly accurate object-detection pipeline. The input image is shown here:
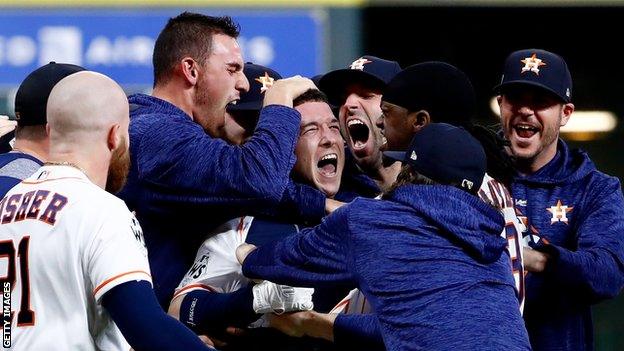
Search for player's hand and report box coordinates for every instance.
[236,243,257,264]
[252,280,314,314]
[268,311,337,341]
[262,76,316,108]
[523,247,549,272]
[0,115,17,138]
[325,198,345,214]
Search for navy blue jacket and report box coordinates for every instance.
[242,185,530,351]
[120,94,307,307]
[513,140,624,351]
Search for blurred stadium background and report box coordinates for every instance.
[0,1,621,349]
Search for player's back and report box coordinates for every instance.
[0,165,148,350]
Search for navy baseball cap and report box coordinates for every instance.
[384,123,486,193]
[318,56,401,105]
[494,48,572,103]
[227,63,282,112]
[383,62,476,126]
[14,62,86,127]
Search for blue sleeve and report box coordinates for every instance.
[102,280,214,350]
[242,206,354,288]
[269,180,326,224]
[179,286,258,333]
[137,105,300,210]
[334,314,385,350]
[537,177,624,302]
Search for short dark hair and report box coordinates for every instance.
[293,89,329,107]
[382,164,438,198]
[152,12,240,87]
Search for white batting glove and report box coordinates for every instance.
[252,280,314,315]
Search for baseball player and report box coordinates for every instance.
[237,123,531,350]
[118,12,326,308]
[495,49,624,350]
[377,62,526,309]
[318,55,402,199]
[0,63,85,197]
[0,71,212,350]
[169,89,383,350]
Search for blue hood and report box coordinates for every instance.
[515,140,596,185]
[389,184,506,263]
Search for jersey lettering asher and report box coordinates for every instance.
[0,191,67,226]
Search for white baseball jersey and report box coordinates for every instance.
[174,216,372,315]
[0,165,151,350]
[478,173,526,312]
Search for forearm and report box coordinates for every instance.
[103,281,212,351]
[177,287,258,333]
[537,243,624,300]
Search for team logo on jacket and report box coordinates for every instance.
[521,53,546,75]
[547,199,573,224]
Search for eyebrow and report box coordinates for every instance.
[300,122,318,130]
[227,61,243,71]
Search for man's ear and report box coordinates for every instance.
[560,103,575,127]
[180,57,199,86]
[409,110,431,133]
[107,124,121,152]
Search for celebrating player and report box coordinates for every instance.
[119,12,319,308]
[169,89,385,350]
[237,123,531,350]
[318,55,402,198]
[377,61,526,309]
[0,71,213,350]
[495,48,624,350]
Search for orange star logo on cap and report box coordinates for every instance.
[521,53,547,75]
[349,58,372,71]
[255,72,275,93]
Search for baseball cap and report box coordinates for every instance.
[382,62,477,126]
[318,55,401,106]
[384,123,486,193]
[493,48,572,103]
[227,62,282,112]
[14,62,86,126]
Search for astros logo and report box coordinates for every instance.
[521,53,546,75]
[255,72,275,93]
[547,199,573,224]
[350,57,372,71]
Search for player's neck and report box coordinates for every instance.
[12,139,48,163]
[46,150,108,189]
[152,82,194,120]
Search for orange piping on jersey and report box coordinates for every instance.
[21,177,86,185]
[237,217,245,241]
[93,270,151,296]
[172,283,217,299]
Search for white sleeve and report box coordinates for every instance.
[173,217,252,299]
[86,206,152,302]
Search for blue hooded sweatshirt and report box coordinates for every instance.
[120,94,324,306]
[512,140,624,351]
[242,184,531,351]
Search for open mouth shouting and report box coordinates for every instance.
[345,116,374,157]
[317,152,339,178]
